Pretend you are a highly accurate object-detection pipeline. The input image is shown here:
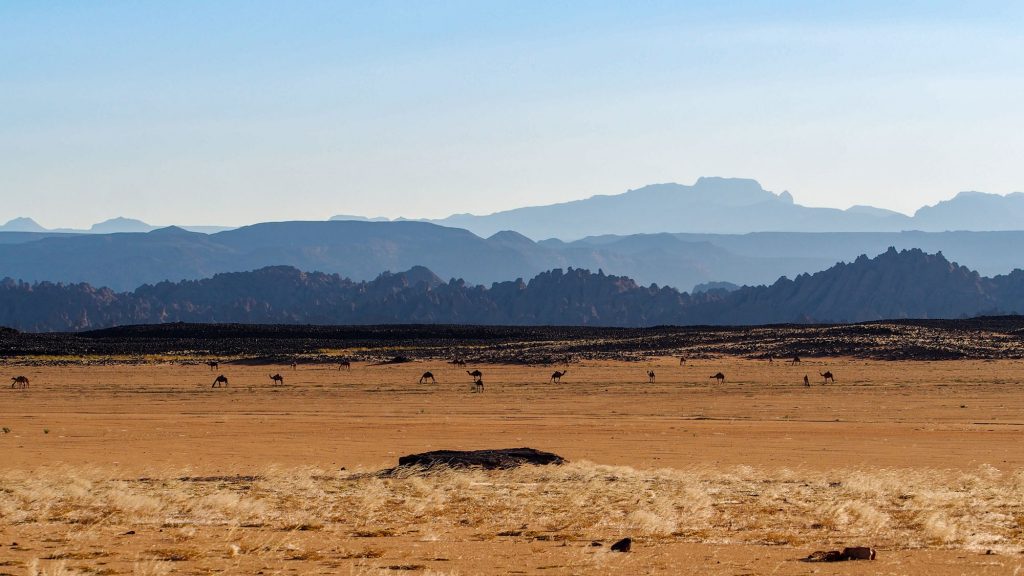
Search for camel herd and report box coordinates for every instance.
[7,357,839,392]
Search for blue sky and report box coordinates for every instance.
[2,1,1023,227]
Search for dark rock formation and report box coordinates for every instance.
[2,248,1024,332]
[803,547,876,562]
[395,448,566,470]
[610,537,632,552]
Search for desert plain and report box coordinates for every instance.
[1,356,1022,575]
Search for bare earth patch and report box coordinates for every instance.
[0,358,1022,574]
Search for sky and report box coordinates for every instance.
[2,1,1023,228]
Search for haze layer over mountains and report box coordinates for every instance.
[412,177,1024,239]
[2,221,1024,294]
[2,176,1024,330]
[7,177,1024,239]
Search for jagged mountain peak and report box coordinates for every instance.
[3,248,1024,331]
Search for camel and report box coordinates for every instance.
[767,355,774,365]
[339,360,351,370]
[452,359,467,367]
[473,379,484,393]
[270,373,284,386]
[290,361,298,370]
[550,370,567,383]
[206,361,219,371]
[10,376,29,389]
[467,370,483,382]
[710,372,725,384]
[419,372,436,384]
[678,357,687,366]
[647,370,656,383]
[790,356,801,365]
[212,375,228,388]
[803,375,810,387]
[820,371,835,384]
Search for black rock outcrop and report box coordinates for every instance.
[395,448,566,470]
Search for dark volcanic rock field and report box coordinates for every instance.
[1,317,1023,364]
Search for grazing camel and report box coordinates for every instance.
[550,370,567,383]
[790,356,801,365]
[473,379,484,393]
[803,375,810,387]
[339,360,351,371]
[212,375,228,388]
[206,361,219,371]
[419,371,436,384]
[467,370,483,382]
[647,370,656,383]
[710,372,725,384]
[269,373,284,386]
[820,371,835,384]
[10,376,29,389]
[678,357,687,366]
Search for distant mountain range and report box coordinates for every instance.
[2,220,1024,293]
[1,248,1021,332]
[8,177,1024,242]
[426,178,1024,239]
[0,216,232,235]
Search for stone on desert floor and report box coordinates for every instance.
[803,547,876,562]
[395,447,567,470]
[841,546,877,560]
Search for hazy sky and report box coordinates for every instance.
[3,2,1023,228]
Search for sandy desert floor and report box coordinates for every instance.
[1,356,1022,574]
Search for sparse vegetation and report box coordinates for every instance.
[1,463,1020,562]
[2,357,1022,574]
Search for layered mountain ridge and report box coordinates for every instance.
[8,177,1024,240]
[3,248,1022,332]
[427,177,1024,238]
[3,220,1024,293]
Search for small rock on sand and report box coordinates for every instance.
[803,547,876,562]
[610,537,632,552]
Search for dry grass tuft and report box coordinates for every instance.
[2,462,1021,567]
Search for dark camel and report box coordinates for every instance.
[206,361,219,371]
[270,373,284,386]
[420,372,436,384]
[10,376,29,389]
[339,361,351,370]
[647,370,656,383]
[212,375,229,388]
[452,359,466,367]
[790,356,801,365]
[710,372,725,384]
[473,379,484,393]
[290,361,297,370]
[678,357,687,366]
[803,375,810,387]
[820,371,835,384]
[550,370,567,383]
[467,370,483,382]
